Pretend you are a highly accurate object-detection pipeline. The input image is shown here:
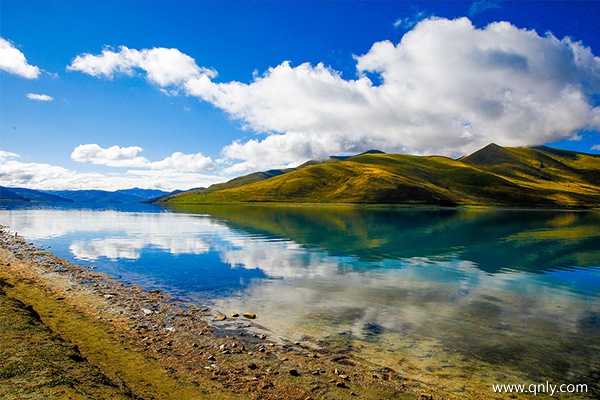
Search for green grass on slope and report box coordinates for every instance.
[164,145,600,208]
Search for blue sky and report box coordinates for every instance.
[1,1,600,191]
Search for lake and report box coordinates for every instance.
[1,202,599,397]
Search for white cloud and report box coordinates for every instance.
[0,38,40,79]
[150,151,215,172]
[67,45,216,86]
[0,151,19,162]
[1,150,223,191]
[469,1,501,17]
[71,144,149,167]
[71,143,216,172]
[393,10,430,30]
[72,18,600,172]
[26,93,54,102]
[0,159,99,189]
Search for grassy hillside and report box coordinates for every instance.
[162,144,600,208]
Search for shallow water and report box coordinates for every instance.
[1,202,599,398]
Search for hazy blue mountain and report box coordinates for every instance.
[45,188,170,203]
[0,187,29,201]
[7,187,73,202]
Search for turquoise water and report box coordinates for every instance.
[1,203,599,397]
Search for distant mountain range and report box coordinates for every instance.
[0,187,171,204]
[159,144,600,208]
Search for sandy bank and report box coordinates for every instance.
[0,228,441,399]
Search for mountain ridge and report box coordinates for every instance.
[0,187,170,204]
[161,144,600,208]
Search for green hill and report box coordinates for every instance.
[161,144,600,208]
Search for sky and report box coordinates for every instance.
[1,0,600,191]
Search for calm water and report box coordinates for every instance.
[1,202,599,397]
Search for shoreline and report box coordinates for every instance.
[0,228,439,399]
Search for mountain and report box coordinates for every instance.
[7,187,74,202]
[139,189,201,204]
[0,187,29,202]
[0,187,171,204]
[46,188,170,203]
[161,144,600,208]
[0,187,73,202]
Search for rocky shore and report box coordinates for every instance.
[0,227,442,399]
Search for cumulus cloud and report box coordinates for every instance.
[71,143,216,172]
[26,93,54,102]
[71,144,149,167]
[150,151,215,172]
[0,38,40,79]
[0,150,224,191]
[72,17,600,172]
[67,45,216,86]
[0,151,19,162]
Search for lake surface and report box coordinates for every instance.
[1,202,599,398]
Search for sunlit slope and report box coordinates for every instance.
[163,144,600,207]
[461,144,600,207]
